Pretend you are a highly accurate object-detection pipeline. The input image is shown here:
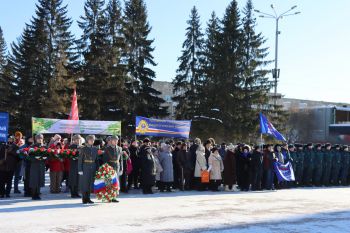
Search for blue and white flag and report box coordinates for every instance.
[259,113,286,141]
[273,161,295,182]
[0,112,9,143]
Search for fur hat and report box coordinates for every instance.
[86,135,95,141]
[72,134,82,141]
[35,134,44,140]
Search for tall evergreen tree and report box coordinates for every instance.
[9,0,77,132]
[197,12,223,138]
[239,0,272,140]
[9,26,40,132]
[0,26,9,111]
[172,6,205,121]
[123,0,166,133]
[211,0,243,140]
[35,0,79,118]
[102,0,128,121]
[77,0,110,120]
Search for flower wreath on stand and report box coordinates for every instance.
[94,163,120,202]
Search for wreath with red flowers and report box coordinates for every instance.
[94,163,120,202]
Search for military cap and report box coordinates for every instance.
[110,135,119,141]
[143,138,150,143]
[288,144,294,149]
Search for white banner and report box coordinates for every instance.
[32,117,121,135]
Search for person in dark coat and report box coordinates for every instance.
[303,143,315,186]
[128,140,140,189]
[176,143,193,191]
[68,135,81,198]
[172,141,181,189]
[289,145,297,187]
[295,144,305,186]
[29,134,46,200]
[0,142,19,198]
[139,138,156,194]
[250,145,264,191]
[237,145,251,191]
[23,137,34,197]
[340,145,350,185]
[223,144,237,191]
[120,139,130,193]
[331,144,342,186]
[189,138,201,190]
[78,135,98,204]
[263,144,277,190]
[313,144,324,186]
[322,143,333,186]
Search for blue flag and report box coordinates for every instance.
[0,112,9,142]
[273,161,295,182]
[259,113,286,141]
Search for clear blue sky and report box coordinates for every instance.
[1,0,349,103]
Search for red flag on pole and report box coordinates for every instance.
[68,88,79,120]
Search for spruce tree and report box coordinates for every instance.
[197,12,223,138]
[239,0,272,140]
[34,0,78,118]
[123,0,166,134]
[213,0,243,140]
[102,0,128,122]
[0,26,8,111]
[77,0,110,120]
[9,26,40,132]
[172,6,205,121]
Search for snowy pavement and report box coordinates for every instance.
[1,183,350,233]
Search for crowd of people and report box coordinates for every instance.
[1,132,350,204]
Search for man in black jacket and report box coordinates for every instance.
[0,142,19,198]
[139,138,156,194]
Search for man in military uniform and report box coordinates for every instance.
[102,135,123,202]
[303,143,314,186]
[340,145,350,185]
[29,134,46,200]
[295,144,304,186]
[78,135,98,204]
[330,144,342,186]
[313,144,324,186]
[68,135,82,198]
[322,143,333,186]
[288,145,297,187]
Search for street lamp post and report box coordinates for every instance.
[255,5,300,106]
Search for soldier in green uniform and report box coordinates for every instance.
[68,135,82,198]
[29,134,46,200]
[101,135,123,202]
[312,144,324,186]
[330,144,342,186]
[340,145,350,185]
[295,144,304,186]
[303,143,314,186]
[288,145,297,187]
[78,135,98,204]
[322,143,333,186]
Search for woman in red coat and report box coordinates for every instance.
[48,142,64,193]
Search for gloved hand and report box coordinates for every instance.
[78,171,83,175]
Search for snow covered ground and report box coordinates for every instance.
[2,178,350,233]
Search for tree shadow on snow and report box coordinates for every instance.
[178,209,350,233]
[0,202,87,213]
